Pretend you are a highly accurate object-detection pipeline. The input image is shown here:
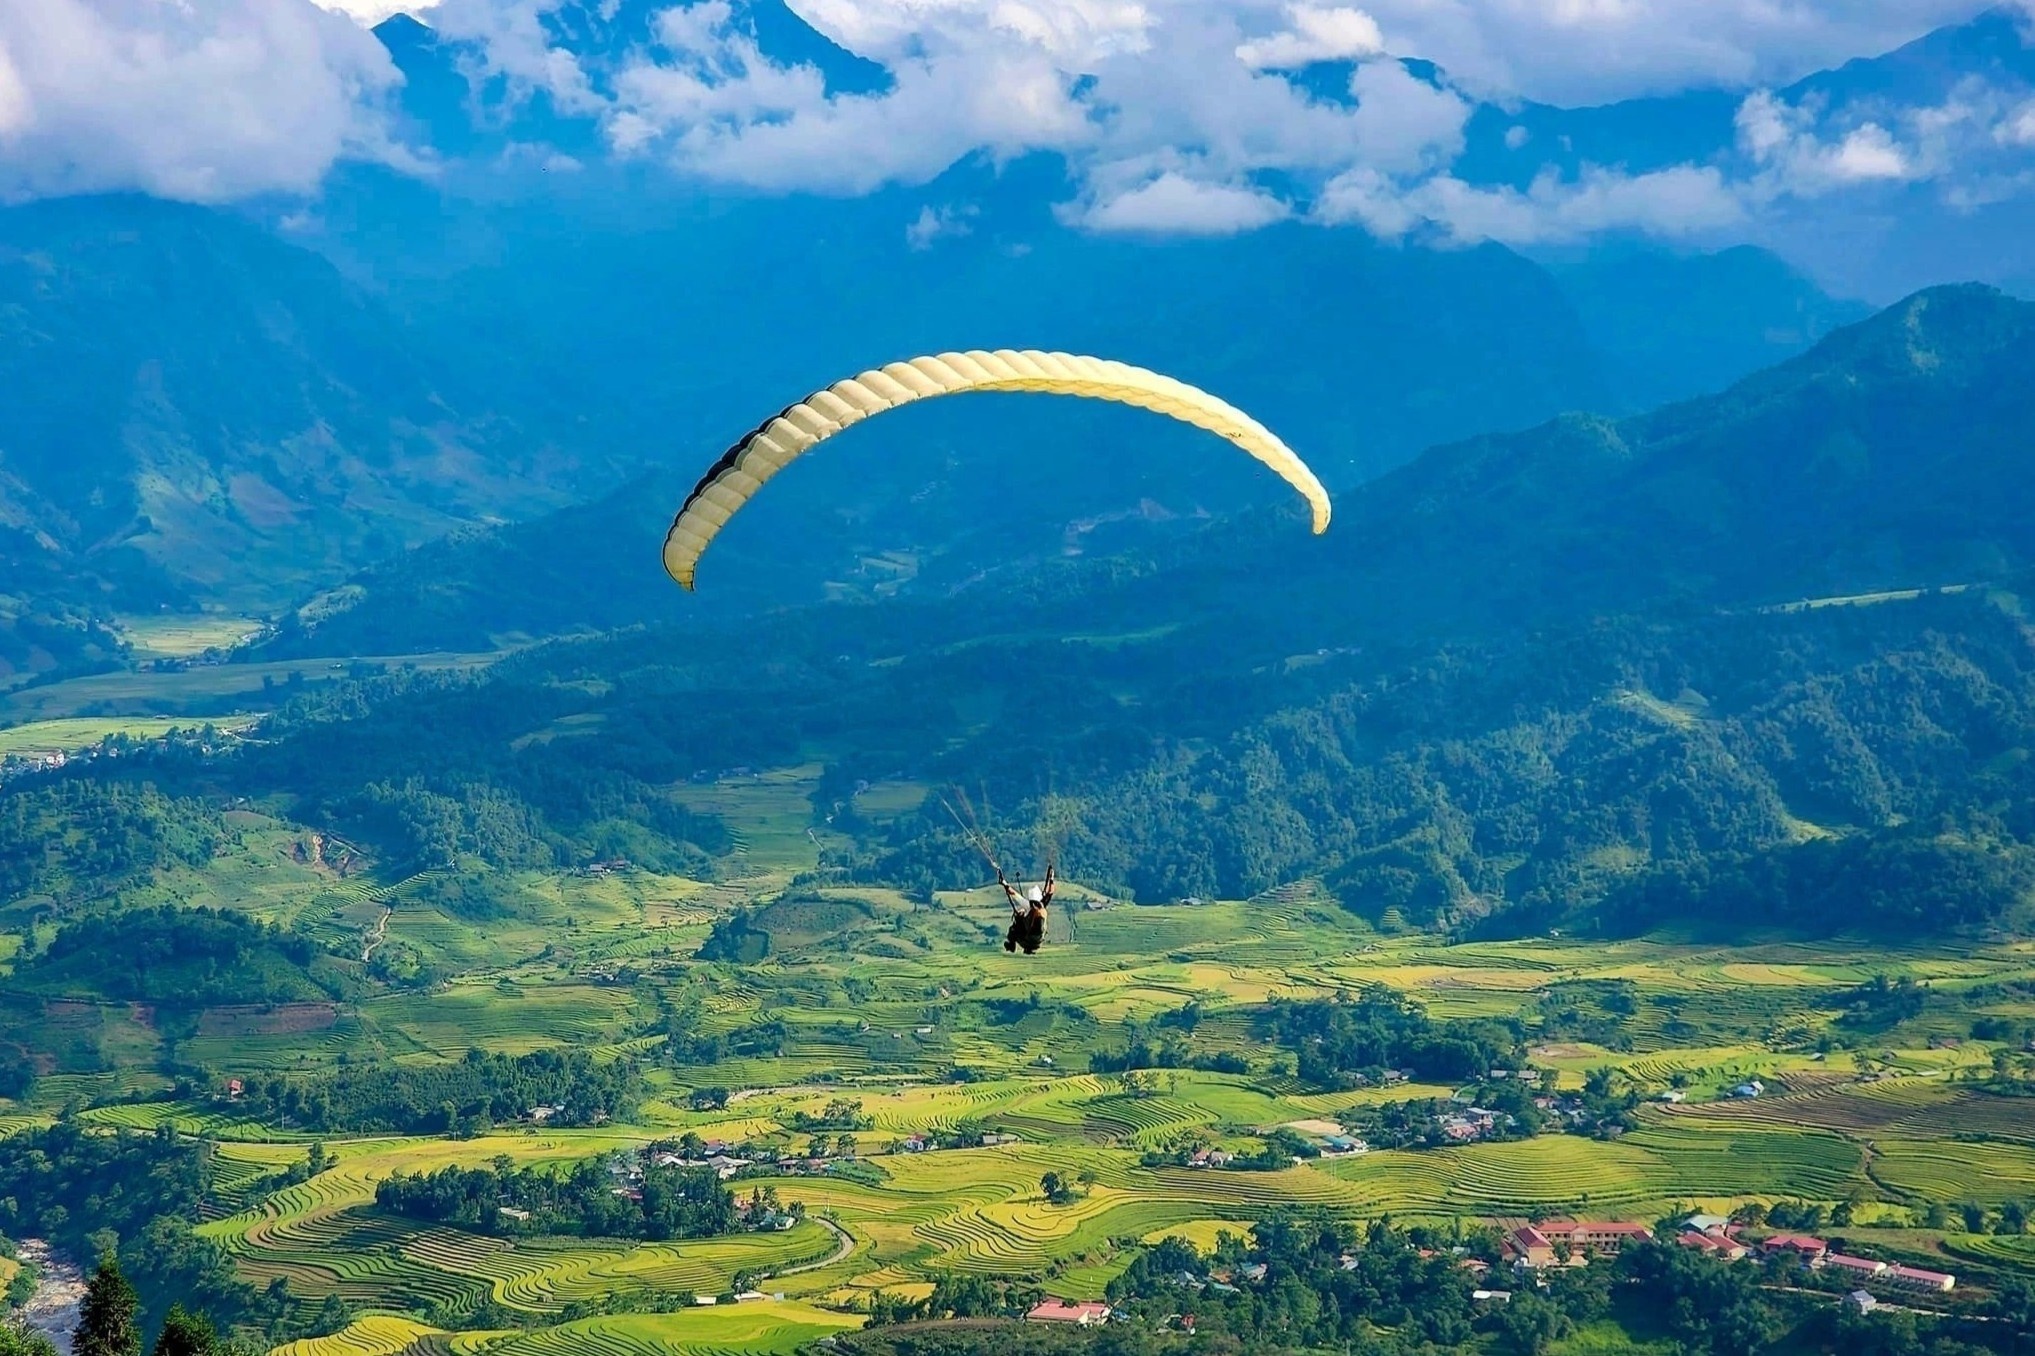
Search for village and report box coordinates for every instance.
[1017,1211,1960,1332]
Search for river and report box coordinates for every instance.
[13,1239,83,1354]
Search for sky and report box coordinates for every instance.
[1,0,2031,251]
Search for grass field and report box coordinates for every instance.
[115,613,267,659]
[8,750,2035,1354]
[0,650,500,724]
[0,714,261,757]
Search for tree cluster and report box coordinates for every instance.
[228,1047,642,1135]
[374,1156,737,1241]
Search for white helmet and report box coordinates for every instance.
[1025,885,1044,904]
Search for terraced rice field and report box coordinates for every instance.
[13,829,2018,1356]
[1870,1137,2035,1203]
[268,1315,448,1356]
[455,1300,860,1356]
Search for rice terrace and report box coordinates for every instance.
[4,752,2035,1354]
[10,7,2035,1354]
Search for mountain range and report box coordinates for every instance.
[30,282,2035,945]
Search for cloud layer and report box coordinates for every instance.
[0,0,407,203]
[2,0,2031,259]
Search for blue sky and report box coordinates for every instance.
[2,0,2031,251]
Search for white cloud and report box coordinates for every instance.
[0,0,410,203]
[1353,0,1995,105]
[1319,162,1745,244]
[13,0,2026,249]
[1736,91,1914,195]
[906,201,977,247]
[315,0,443,21]
[1235,4,1382,70]
[1072,170,1290,232]
[1998,99,2035,148]
[1347,59,1469,174]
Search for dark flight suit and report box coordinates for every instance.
[1005,905,1047,954]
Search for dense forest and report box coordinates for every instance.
[10,290,2035,943]
[228,1048,644,1135]
[1263,992,1523,1086]
[0,1123,254,1340]
[0,781,220,909]
[13,907,349,1006]
[375,1157,738,1240]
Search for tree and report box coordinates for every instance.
[1493,1290,1573,1356]
[74,1259,141,1356]
[0,1322,59,1356]
[148,1307,213,1356]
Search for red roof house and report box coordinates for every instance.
[1026,1300,1112,1326]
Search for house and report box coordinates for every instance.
[1321,1135,1368,1155]
[1762,1234,1829,1261]
[1537,1221,1654,1256]
[1656,1090,1686,1103]
[1026,1300,1112,1326]
[498,1207,531,1223]
[1238,1262,1268,1283]
[1678,1232,1748,1261]
[1823,1254,1887,1282]
[1846,1290,1878,1314]
[1681,1214,1731,1235]
[1505,1226,1557,1268]
[981,1132,1022,1146]
[1883,1264,1955,1293]
[1731,1080,1765,1099]
[899,1136,929,1153]
[1472,1290,1512,1304]
[226,1078,244,1098]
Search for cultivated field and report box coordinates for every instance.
[6,757,2034,1353]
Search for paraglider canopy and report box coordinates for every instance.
[663,349,1332,590]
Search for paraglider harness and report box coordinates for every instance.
[1000,864,1052,955]
[942,790,1061,956]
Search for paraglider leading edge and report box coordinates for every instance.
[662,349,1332,590]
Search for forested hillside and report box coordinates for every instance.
[19,286,2035,941]
[0,196,613,676]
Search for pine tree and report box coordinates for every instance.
[148,1306,213,1356]
[73,1258,141,1356]
[0,1319,61,1356]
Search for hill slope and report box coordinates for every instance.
[38,285,2035,942]
[0,196,618,676]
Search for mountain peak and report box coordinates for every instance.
[1788,282,2032,384]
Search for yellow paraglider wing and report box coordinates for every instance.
[662,349,1332,590]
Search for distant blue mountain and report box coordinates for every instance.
[358,3,2034,299]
